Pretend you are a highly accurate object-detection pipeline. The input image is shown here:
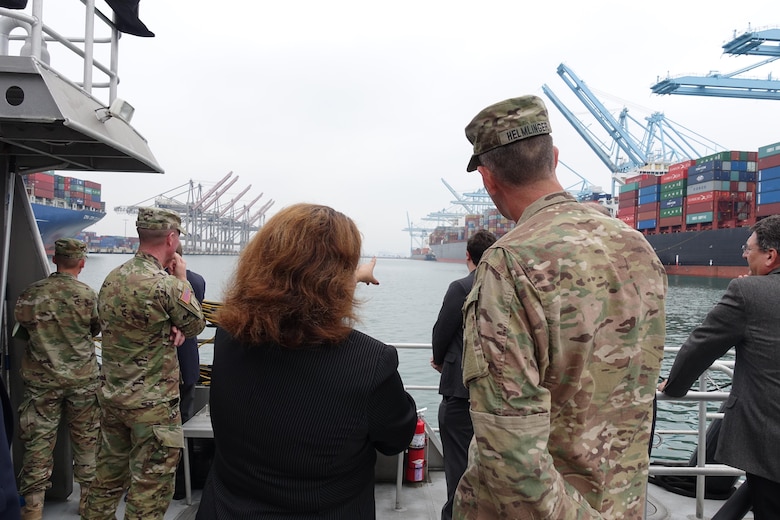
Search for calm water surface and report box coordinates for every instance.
[78,254,732,462]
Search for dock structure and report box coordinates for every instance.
[115,171,273,254]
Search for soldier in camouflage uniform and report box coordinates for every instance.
[453,96,667,519]
[83,207,205,520]
[14,238,101,520]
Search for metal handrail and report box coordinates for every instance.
[388,343,739,519]
[651,363,738,520]
[0,0,120,102]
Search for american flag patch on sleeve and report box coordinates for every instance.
[180,287,192,305]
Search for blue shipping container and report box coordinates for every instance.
[758,177,780,194]
[637,219,657,230]
[689,161,723,175]
[757,189,780,205]
[638,185,660,197]
[661,197,684,209]
[688,169,731,185]
[638,194,660,206]
[759,165,780,183]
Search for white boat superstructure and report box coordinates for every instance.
[0,0,162,504]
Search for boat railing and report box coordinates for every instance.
[0,0,121,103]
[390,343,742,519]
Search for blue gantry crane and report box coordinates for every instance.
[651,26,780,100]
[542,63,721,196]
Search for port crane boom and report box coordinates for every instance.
[543,63,722,196]
[651,27,780,100]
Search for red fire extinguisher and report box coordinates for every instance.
[405,411,427,483]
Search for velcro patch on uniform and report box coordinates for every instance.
[179,287,192,305]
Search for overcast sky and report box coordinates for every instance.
[30,1,780,255]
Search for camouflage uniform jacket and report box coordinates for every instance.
[14,272,100,389]
[98,251,205,409]
[456,192,667,520]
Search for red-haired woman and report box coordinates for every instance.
[196,204,417,520]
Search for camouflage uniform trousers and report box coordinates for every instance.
[82,399,183,520]
[17,381,100,495]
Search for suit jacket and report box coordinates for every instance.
[177,269,206,387]
[196,328,417,519]
[664,267,780,481]
[432,270,473,399]
[0,375,20,519]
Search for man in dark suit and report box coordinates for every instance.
[167,247,206,500]
[430,229,496,520]
[662,214,780,519]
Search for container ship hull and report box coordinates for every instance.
[431,225,753,277]
[31,203,105,247]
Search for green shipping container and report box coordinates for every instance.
[660,207,683,218]
[661,179,686,191]
[697,151,731,164]
[759,141,780,159]
[661,189,685,200]
[686,211,714,224]
[619,182,639,193]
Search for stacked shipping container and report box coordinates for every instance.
[429,210,514,245]
[23,171,105,212]
[618,151,759,235]
[756,141,780,217]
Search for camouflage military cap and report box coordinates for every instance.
[465,95,552,172]
[136,207,186,235]
[54,237,87,259]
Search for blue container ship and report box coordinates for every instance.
[22,172,106,249]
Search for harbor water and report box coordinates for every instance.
[77,254,734,463]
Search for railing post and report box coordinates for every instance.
[82,0,95,93]
[30,0,42,58]
[695,373,707,519]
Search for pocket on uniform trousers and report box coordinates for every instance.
[152,424,185,450]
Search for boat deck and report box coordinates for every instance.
[39,474,752,519]
[40,471,449,520]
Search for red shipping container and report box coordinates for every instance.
[667,160,696,176]
[756,201,780,217]
[661,170,686,183]
[686,192,716,204]
[625,174,655,184]
[28,173,55,185]
[686,201,716,213]
[33,189,54,199]
[637,202,658,214]
[638,176,661,188]
[659,216,684,227]
[758,154,780,170]
[618,214,636,226]
[637,210,658,221]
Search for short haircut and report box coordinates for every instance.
[137,227,174,245]
[752,215,780,252]
[53,256,81,269]
[467,229,497,265]
[478,134,555,186]
[218,203,362,348]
